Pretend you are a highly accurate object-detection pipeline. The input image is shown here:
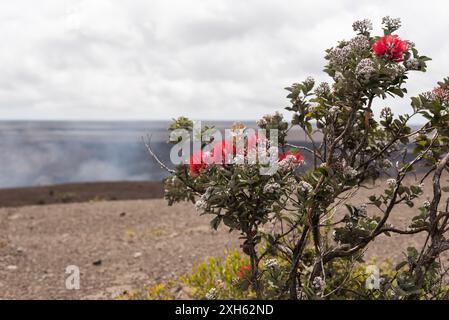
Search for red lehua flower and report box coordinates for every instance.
[237,264,252,280]
[188,150,206,176]
[246,132,266,151]
[211,139,236,165]
[278,150,304,162]
[432,87,449,104]
[372,35,408,62]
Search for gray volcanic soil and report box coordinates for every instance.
[0,199,239,299]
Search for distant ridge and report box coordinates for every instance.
[0,181,164,208]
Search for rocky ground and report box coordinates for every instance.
[0,199,238,299]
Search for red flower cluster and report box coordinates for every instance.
[188,134,266,176]
[211,140,236,165]
[432,87,449,104]
[188,150,207,176]
[237,264,252,280]
[278,150,304,162]
[188,140,236,176]
[189,147,304,176]
[372,35,408,62]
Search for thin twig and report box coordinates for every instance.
[142,134,175,174]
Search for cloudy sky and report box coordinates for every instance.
[1,0,448,121]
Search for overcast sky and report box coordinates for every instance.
[1,0,448,121]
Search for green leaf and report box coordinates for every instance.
[305,122,313,134]
[395,261,408,271]
[389,87,404,97]
[210,216,222,230]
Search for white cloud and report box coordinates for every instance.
[0,0,448,121]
